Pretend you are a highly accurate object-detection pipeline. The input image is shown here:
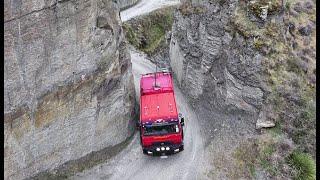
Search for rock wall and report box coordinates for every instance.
[170,0,316,179]
[4,0,135,179]
[170,0,265,115]
[117,0,140,10]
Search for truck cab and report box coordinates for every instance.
[137,72,184,155]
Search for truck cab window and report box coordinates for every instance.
[144,123,179,136]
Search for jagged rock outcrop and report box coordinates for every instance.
[4,0,135,179]
[170,0,265,115]
[149,31,172,69]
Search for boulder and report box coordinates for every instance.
[256,110,275,129]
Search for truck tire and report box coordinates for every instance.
[143,149,148,154]
[140,136,142,145]
[179,145,184,151]
[182,130,184,139]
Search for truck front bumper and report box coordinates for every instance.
[143,143,184,156]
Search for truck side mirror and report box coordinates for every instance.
[180,117,185,126]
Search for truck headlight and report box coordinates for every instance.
[156,148,160,151]
[161,147,165,151]
[166,147,170,150]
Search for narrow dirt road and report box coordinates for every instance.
[71,48,206,180]
[120,0,180,22]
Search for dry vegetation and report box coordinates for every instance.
[122,7,175,55]
[230,0,316,179]
[178,2,207,16]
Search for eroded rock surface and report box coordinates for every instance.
[170,0,265,115]
[169,0,315,179]
[169,1,268,178]
[4,0,135,179]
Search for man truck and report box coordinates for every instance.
[137,71,185,155]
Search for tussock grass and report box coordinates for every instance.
[287,151,316,180]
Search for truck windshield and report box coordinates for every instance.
[143,123,179,136]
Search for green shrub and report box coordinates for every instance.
[287,57,303,75]
[123,7,174,55]
[253,37,265,49]
[269,121,282,137]
[234,142,259,178]
[234,136,280,178]
[258,141,279,176]
[287,151,316,180]
[285,1,291,11]
[122,23,140,47]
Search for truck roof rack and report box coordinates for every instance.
[140,72,174,95]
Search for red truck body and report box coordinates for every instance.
[139,72,184,155]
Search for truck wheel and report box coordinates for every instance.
[179,145,184,151]
[182,130,184,139]
[143,149,148,154]
[140,136,142,145]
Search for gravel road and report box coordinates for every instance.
[120,0,180,22]
[71,48,206,180]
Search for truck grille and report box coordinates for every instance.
[152,141,172,146]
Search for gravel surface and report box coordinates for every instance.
[71,48,207,180]
[120,0,180,22]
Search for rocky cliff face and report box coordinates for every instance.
[170,0,265,115]
[4,0,135,179]
[170,0,315,178]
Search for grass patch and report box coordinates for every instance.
[234,140,259,178]
[123,23,140,48]
[231,6,261,38]
[233,136,279,178]
[178,2,207,16]
[287,56,304,74]
[141,24,166,54]
[259,158,278,175]
[122,7,175,55]
[286,151,316,180]
[268,121,282,137]
[258,143,278,176]
[233,134,300,178]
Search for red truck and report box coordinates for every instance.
[137,71,185,155]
